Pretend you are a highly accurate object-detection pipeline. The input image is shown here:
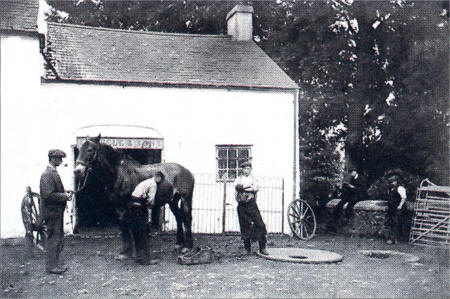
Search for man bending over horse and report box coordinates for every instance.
[125,171,165,265]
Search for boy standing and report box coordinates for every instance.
[385,173,407,244]
[234,161,268,255]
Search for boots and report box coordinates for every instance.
[48,265,68,274]
[259,236,268,255]
[239,239,251,256]
[47,250,67,274]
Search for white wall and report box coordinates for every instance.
[1,78,296,237]
[1,33,43,238]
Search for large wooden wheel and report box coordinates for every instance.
[287,199,317,240]
[30,192,47,251]
[22,190,46,252]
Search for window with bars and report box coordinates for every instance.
[216,145,252,182]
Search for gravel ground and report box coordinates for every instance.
[1,233,449,298]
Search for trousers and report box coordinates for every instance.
[121,204,150,262]
[335,187,361,219]
[44,211,64,271]
[237,200,267,242]
[386,198,407,241]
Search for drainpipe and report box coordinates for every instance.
[294,88,300,201]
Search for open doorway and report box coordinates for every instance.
[72,125,165,235]
[73,148,162,234]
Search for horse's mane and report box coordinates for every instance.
[97,143,142,168]
[96,143,152,198]
[121,154,142,166]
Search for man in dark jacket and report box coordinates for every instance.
[40,149,71,274]
[335,169,367,224]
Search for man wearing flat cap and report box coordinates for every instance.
[334,168,367,226]
[125,171,166,265]
[385,171,407,244]
[234,161,268,255]
[40,149,72,274]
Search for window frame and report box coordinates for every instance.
[215,144,253,182]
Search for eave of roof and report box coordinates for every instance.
[44,22,298,90]
[41,77,299,92]
[0,0,39,33]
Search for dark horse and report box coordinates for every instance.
[74,135,195,253]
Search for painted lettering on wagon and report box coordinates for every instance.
[76,137,164,149]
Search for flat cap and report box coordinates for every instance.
[240,161,252,168]
[48,149,66,158]
[385,168,403,179]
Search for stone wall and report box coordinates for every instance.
[325,199,414,240]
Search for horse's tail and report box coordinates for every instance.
[186,176,194,208]
[175,169,194,200]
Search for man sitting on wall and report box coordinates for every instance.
[334,168,367,225]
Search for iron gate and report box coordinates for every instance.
[162,173,285,234]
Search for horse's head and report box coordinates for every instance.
[74,134,101,184]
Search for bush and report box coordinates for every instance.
[367,169,422,202]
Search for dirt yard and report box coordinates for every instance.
[1,233,448,298]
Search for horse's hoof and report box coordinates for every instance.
[180,247,190,254]
[174,245,183,252]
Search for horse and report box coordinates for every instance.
[73,135,195,254]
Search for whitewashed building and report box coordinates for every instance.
[1,1,300,237]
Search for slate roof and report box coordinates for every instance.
[0,0,39,33]
[44,22,298,90]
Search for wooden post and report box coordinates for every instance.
[281,178,285,234]
[222,180,227,233]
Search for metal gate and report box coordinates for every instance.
[163,173,285,234]
[409,179,450,246]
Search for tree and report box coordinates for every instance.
[44,0,449,193]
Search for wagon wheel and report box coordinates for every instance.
[29,192,46,252]
[288,199,317,240]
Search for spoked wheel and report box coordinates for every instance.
[28,192,46,252]
[287,199,317,240]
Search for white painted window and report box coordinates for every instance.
[216,145,252,182]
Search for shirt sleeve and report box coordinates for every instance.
[252,176,260,192]
[397,186,407,199]
[235,176,246,192]
[131,183,142,198]
[146,180,157,201]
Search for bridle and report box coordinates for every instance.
[75,139,99,192]
[76,139,99,166]
[76,167,91,193]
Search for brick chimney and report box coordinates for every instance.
[226,4,254,41]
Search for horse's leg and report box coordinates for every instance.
[169,200,184,249]
[180,198,193,250]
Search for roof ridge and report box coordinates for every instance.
[47,22,231,39]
